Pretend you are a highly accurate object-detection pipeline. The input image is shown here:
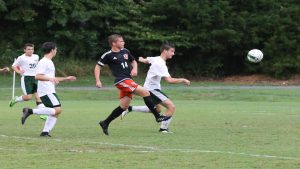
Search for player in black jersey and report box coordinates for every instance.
[94,34,170,135]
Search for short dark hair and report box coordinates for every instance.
[42,42,56,54]
[108,34,123,47]
[23,43,34,49]
[160,42,175,53]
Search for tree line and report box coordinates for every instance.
[0,0,299,78]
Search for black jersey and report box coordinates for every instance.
[97,48,135,84]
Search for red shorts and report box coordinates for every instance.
[115,79,138,99]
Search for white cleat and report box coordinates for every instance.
[121,109,129,120]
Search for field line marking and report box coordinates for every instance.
[1,134,300,160]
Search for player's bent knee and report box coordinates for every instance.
[54,107,62,116]
[135,86,150,97]
[120,105,129,110]
[167,103,175,112]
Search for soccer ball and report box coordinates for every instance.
[247,49,263,63]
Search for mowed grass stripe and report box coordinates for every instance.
[1,134,300,161]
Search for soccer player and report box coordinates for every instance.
[121,43,190,133]
[21,42,76,137]
[0,67,10,72]
[10,43,47,120]
[94,34,170,135]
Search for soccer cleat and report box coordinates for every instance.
[99,121,109,135]
[121,109,130,120]
[9,96,18,107]
[159,128,173,134]
[40,132,51,137]
[39,115,48,121]
[21,108,33,125]
[156,115,171,122]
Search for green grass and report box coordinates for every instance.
[1,85,300,168]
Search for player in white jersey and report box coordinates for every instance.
[20,42,76,137]
[9,43,47,120]
[10,44,42,106]
[121,43,190,133]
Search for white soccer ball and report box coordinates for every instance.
[247,49,263,63]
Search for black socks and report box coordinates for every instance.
[103,106,125,125]
[143,96,160,118]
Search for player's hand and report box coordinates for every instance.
[67,76,76,81]
[96,81,102,88]
[19,69,25,75]
[138,57,144,62]
[183,79,190,86]
[138,57,149,64]
[15,66,25,74]
[131,69,137,77]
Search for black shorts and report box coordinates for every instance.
[150,89,169,105]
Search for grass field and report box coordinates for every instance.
[1,77,300,168]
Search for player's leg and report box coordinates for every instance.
[10,76,26,107]
[32,79,48,121]
[21,93,61,137]
[121,91,164,119]
[39,93,62,137]
[99,90,132,135]
[40,107,61,137]
[134,86,170,122]
[159,99,175,133]
[10,76,34,107]
[148,89,174,133]
[34,92,48,120]
[120,105,150,119]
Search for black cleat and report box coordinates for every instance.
[99,121,109,135]
[40,132,51,137]
[21,108,33,125]
[156,115,171,122]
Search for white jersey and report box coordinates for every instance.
[36,57,56,96]
[143,56,170,90]
[12,54,39,76]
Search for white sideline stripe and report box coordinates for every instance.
[1,134,299,160]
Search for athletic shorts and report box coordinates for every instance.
[115,79,138,99]
[40,93,61,108]
[21,76,37,95]
[150,89,169,105]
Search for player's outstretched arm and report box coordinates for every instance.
[36,74,59,84]
[94,64,102,88]
[138,57,149,64]
[35,74,76,84]
[164,76,190,86]
[0,67,10,72]
[56,76,77,82]
[131,60,138,77]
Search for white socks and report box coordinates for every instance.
[160,117,172,130]
[36,103,45,109]
[15,96,24,102]
[42,116,57,132]
[132,106,150,113]
[33,107,55,115]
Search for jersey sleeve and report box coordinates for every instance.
[97,53,109,67]
[146,57,155,64]
[12,56,21,67]
[36,60,47,75]
[127,50,135,62]
[156,64,170,77]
